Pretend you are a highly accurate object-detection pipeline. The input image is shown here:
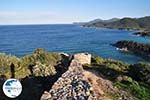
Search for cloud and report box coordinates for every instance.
[0,11,74,24]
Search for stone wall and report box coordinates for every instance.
[41,59,96,100]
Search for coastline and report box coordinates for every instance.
[82,25,150,37]
[112,40,150,61]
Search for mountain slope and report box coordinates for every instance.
[83,16,150,31]
[74,18,119,25]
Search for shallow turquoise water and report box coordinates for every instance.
[0,24,149,64]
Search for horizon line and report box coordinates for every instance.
[0,23,74,26]
[0,15,149,26]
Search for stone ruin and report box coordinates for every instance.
[73,53,91,65]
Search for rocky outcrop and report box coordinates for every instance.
[133,31,150,37]
[113,40,150,60]
[32,62,56,77]
[41,59,96,100]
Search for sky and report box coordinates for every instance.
[0,0,150,25]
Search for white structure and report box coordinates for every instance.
[74,53,91,65]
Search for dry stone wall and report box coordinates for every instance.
[41,58,96,100]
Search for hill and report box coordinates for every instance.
[73,18,119,25]
[83,16,150,37]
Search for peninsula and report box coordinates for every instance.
[113,40,150,60]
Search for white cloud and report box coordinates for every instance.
[0,11,77,24]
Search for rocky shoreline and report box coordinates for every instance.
[133,31,150,37]
[113,40,150,60]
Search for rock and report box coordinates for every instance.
[41,91,52,100]
[74,53,91,65]
[33,62,56,77]
[116,75,123,81]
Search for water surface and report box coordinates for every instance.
[0,24,149,64]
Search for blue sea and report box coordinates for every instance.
[0,24,150,64]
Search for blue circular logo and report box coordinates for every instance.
[3,79,22,98]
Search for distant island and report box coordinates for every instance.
[81,16,150,37]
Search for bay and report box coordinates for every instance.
[0,24,149,64]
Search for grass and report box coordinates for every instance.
[115,80,150,100]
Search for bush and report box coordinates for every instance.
[128,63,150,84]
[20,48,61,67]
[115,79,150,100]
[103,59,129,73]
[91,56,128,73]
[91,56,104,64]
[0,48,62,78]
[0,53,19,78]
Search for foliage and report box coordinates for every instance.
[20,48,61,68]
[103,59,129,73]
[115,79,150,100]
[0,48,61,78]
[83,56,129,81]
[88,55,150,99]
[83,16,150,31]
[0,53,19,78]
[91,56,128,73]
[128,63,150,85]
[91,56,104,64]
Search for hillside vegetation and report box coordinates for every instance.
[83,16,150,37]
[84,56,150,100]
[0,48,61,78]
[83,16,150,30]
[0,49,150,100]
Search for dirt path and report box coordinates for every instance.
[83,71,112,100]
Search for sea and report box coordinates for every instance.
[0,24,150,64]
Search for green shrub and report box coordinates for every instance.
[128,63,150,84]
[19,48,61,77]
[0,48,62,78]
[0,53,19,78]
[115,79,150,100]
[20,48,61,67]
[91,56,128,73]
[91,56,104,64]
[103,59,129,73]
